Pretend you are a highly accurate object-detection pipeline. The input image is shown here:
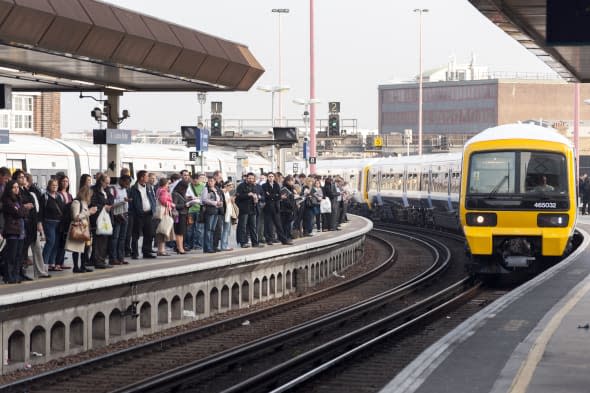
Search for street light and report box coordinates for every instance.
[272,8,289,126]
[258,85,290,171]
[414,8,428,156]
[197,92,206,124]
[294,98,321,173]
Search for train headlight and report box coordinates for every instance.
[537,214,569,227]
[466,213,497,227]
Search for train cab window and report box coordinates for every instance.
[522,152,567,194]
[468,151,567,196]
[468,152,516,194]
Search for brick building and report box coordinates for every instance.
[33,92,61,138]
[378,79,590,137]
[0,92,60,138]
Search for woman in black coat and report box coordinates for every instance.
[2,180,33,283]
[279,175,296,241]
[172,180,189,254]
[89,173,113,268]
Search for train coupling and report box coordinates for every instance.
[501,238,536,268]
[503,255,535,268]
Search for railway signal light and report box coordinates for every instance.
[211,114,222,136]
[328,114,340,136]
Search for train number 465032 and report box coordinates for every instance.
[534,202,557,208]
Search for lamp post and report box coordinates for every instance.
[258,85,290,172]
[294,98,321,174]
[309,0,317,174]
[197,92,206,124]
[414,8,428,156]
[272,8,289,126]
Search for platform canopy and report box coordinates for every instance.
[469,0,589,82]
[0,0,264,92]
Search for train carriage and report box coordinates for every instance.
[316,122,577,277]
[460,123,577,275]
[0,135,271,191]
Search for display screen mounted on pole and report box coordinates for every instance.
[181,126,209,152]
[196,128,209,151]
[92,129,132,144]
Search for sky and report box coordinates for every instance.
[60,0,557,133]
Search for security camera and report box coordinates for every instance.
[91,107,102,120]
[122,109,130,119]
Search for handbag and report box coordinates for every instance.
[154,201,167,220]
[69,219,91,242]
[197,206,206,224]
[96,208,113,236]
[157,209,174,240]
[320,198,332,214]
[230,201,239,220]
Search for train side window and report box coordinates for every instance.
[7,159,26,172]
[392,173,401,190]
[380,173,389,190]
[370,173,378,191]
[122,162,135,179]
[431,172,440,192]
[421,172,430,192]
[407,173,419,191]
[451,172,461,193]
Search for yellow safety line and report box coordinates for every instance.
[509,279,590,393]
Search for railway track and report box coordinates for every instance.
[1,227,470,393]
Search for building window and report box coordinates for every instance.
[11,95,34,131]
[13,96,32,111]
[0,113,9,128]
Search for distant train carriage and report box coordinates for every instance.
[0,134,271,191]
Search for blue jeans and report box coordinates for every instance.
[186,212,203,249]
[303,207,315,235]
[220,220,231,250]
[4,238,24,282]
[237,213,258,246]
[110,218,128,261]
[43,220,60,265]
[203,214,218,253]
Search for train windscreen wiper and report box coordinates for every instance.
[487,175,509,199]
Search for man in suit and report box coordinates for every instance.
[262,172,292,245]
[235,173,264,248]
[128,170,157,259]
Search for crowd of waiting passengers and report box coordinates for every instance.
[0,167,354,284]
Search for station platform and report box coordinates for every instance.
[382,216,590,393]
[0,215,372,307]
[0,216,372,374]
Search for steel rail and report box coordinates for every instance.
[114,229,453,393]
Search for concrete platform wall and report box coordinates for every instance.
[0,236,366,373]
